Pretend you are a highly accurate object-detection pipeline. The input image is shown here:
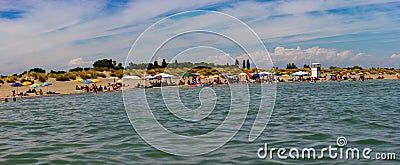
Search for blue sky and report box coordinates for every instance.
[0,0,399,74]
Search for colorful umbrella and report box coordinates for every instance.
[181,73,197,77]
[11,83,23,87]
[92,79,102,83]
[41,82,52,86]
[30,83,41,88]
[74,78,83,82]
[11,83,23,93]
[22,81,33,86]
[82,80,92,84]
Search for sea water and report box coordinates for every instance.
[0,80,399,164]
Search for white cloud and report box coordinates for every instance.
[68,58,92,66]
[0,0,399,74]
[390,54,400,59]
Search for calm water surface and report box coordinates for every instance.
[0,80,399,164]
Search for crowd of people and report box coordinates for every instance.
[75,83,122,94]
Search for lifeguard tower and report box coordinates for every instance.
[311,63,321,78]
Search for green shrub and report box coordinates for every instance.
[97,72,107,78]
[54,74,70,81]
[6,75,18,83]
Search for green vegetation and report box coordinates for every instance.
[93,59,123,70]
[1,58,399,83]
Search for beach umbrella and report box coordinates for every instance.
[212,75,219,78]
[82,80,92,84]
[92,79,102,83]
[117,79,123,83]
[238,73,247,76]
[30,83,41,88]
[122,76,140,79]
[22,81,33,86]
[11,83,23,93]
[181,73,197,77]
[252,73,260,79]
[74,78,83,82]
[41,82,52,86]
[11,83,23,87]
[246,73,253,79]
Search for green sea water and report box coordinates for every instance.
[0,80,399,164]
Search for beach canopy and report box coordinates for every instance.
[259,72,272,76]
[291,71,310,76]
[11,83,23,87]
[155,73,173,78]
[122,76,140,79]
[181,73,197,77]
[30,83,41,88]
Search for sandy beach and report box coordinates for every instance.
[1,73,398,99]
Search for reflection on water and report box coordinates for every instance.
[0,81,399,164]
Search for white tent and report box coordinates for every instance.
[155,73,173,78]
[259,72,272,76]
[122,76,141,79]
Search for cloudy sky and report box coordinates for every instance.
[0,0,399,74]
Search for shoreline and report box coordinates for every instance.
[1,78,398,102]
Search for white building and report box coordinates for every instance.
[311,63,321,78]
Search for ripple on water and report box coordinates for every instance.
[0,81,399,164]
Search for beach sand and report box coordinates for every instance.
[0,78,144,98]
[0,74,398,98]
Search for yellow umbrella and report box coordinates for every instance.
[200,75,208,79]
[74,78,83,82]
[117,79,123,83]
[212,75,219,78]
[239,73,247,76]
[22,81,33,86]
[92,79,102,83]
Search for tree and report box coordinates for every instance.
[246,59,250,69]
[116,63,123,70]
[235,59,239,67]
[153,60,159,68]
[286,63,297,69]
[93,59,114,69]
[303,64,310,68]
[161,59,168,68]
[147,63,154,70]
[29,68,46,73]
[242,60,245,68]
[69,67,83,72]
